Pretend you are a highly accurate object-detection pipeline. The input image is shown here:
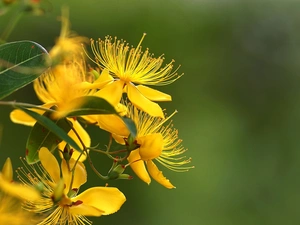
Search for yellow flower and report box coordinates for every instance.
[0,158,40,200]
[104,103,192,189]
[10,57,95,161]
[11,8,91,162]
[49,7,88,63]
[17,147,126,225]
[86,34,182,118]
[0,158,41,225]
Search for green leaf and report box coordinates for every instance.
[26,111,72,164]
[61,96,117,117]
[17,107,82,164]
[122,117,137,139]
[0,41,50,100]
[59,96,137,138]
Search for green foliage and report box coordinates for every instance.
[0,41,49,100]
[25,110,72,164]
[61,96,137,139]
[19,96,137,163]
[62,96,117,117]
[17,106,82,163]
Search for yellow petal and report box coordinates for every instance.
[94,69,114,85]
[127,83,164,118]
[0,173,40,201]
[72,187,126,215]
[128,149,151,184]
[1,158,13,181]
[137,133,163,160]
[58,119,90,162]
[81,114,98,124]
[69,204,104,217]
[95,80,124,106]
[39,147,60,184]
[136,85,172,101]
[97,114,129,137]
[10,103,55,126]
[74,69,114,90]
[112,134,126,145]
[146,160,175,189]
[52,97,86,119]
[61,158,87,192]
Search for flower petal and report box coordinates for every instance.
[72,187,126,215]
[127,83,164,118]
[112,134,126,145]
[136,85,172,101]
[146,160,175,189]
[74,69,114,91]
[95,80,124,106]
[39,147,60,184]
[94,69,114,85]
[137,133,163,160]
[69,204,104,217]
[128,149,151,184]
[61,158,87,192]
[58,119,90,162]
[97,114,129,137]
[10,103,55,126]
[1,158,13,181]
[0,173,40,201]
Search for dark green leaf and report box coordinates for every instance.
[17,107,82,163]
[26,111,72,164]
[0,41,50,99]
[60,96,137,138]
[121,117,137,139]
[61,96,117,117]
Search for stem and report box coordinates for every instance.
[89,147,128,162]
[87,151,108,180]
[105,134,113,153]
[0,101,56,112]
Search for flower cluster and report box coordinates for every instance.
[1,8,193,225]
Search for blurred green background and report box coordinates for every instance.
[1,0,300,224]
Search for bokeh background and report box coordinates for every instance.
[1,0,300,224]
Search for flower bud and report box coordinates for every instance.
[107,163,132,180]
[61,144,74,162]
[125,134,140,152]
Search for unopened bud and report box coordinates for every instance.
[118,174,133,180]
[67,188,78,198]
[108,164,125,180]
[125,134,140,152]
[107,163,132,180]
[62,144,74,162]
